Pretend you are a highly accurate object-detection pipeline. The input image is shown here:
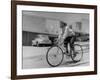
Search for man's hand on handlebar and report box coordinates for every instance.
[55,37,64,45]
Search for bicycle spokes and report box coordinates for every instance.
[70,44,83,62]
[46,46,64,67]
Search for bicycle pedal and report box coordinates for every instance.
[67,54,71,56]
[63,52,66,54]
[66,50,68,53]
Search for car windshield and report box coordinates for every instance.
[38,35,48,40]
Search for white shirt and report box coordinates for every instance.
[58,26,75,39]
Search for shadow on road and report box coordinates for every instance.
[61,60,89,67]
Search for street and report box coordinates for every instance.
[22,42,89,69]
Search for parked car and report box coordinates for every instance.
[32,35,51,46]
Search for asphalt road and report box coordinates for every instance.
[22,42,89,69]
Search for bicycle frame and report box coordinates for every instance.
[54,39,72,54]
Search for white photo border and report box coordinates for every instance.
[17,5,95,76]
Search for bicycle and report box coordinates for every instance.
[46,37,83,67]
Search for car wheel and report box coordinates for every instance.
[36,41,39,46]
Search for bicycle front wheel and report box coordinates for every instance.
[46,45,64,67]
[70,44,83,62]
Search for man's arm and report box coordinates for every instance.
[62,27,68,39]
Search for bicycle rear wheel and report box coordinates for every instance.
[46,45,64,67]
[70,44,83,62]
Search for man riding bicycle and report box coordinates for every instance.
[57,21,76,53]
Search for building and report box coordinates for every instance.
[22,11,89,46]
